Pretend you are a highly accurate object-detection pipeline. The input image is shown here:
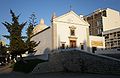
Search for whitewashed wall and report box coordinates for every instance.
[89,36,105,53]
[103,8,120,31]
[31,27,52,55]
[53,11,89,52]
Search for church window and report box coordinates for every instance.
[69,26,76,36]
[70,29,75,36]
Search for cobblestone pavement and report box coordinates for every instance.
[0,72,120,78]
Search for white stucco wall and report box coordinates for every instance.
[89,36,105,53]
[53,11,89,52]
[31,11,90,55]
[31,27,52,55]
[103,8,120,31]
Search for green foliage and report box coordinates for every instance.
[26,13,40,54]
[2,10,40,62]
[0,42,7,65]
[13,59,45,73]
[26,24,34,38]
[0,42,7,55]
[2,10,27,60]
[29,12,37,27]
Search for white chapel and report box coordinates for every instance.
[31,11,105,55]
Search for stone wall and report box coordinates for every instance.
[32,50,120,74]
[95,49,120,54]
[102,54,120,60]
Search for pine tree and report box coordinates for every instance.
[2,10,27,61]
[29,12,37,27]
[0,41,7,65]
[26,13,40,54]
[0,42,7,55]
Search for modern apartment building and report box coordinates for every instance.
[84,8,106,36]
[84,8,120,49]
[84,8,120,35]
[103,27,120,49]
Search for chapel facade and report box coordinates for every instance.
[31,11,105,55]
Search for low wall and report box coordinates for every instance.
[24,54,48,60]
[95,49,120,54]
[102,54,120,59]
[95,49,120,59]
[32,50,120,74]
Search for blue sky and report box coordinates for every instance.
[0,0,120,44]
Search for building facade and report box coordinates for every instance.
[84,8,105,36]
[84,8,120,36]
[103,27,120,50]
[0,40,6,46]
[31,11,105,55]
[84,8,120,49]
[89,36,105,53]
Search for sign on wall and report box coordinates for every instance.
[91,41,103,46]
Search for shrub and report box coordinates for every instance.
[13,59,45,73]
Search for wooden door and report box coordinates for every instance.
[70,40,76,48]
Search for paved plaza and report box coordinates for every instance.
[0,72,120,78]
